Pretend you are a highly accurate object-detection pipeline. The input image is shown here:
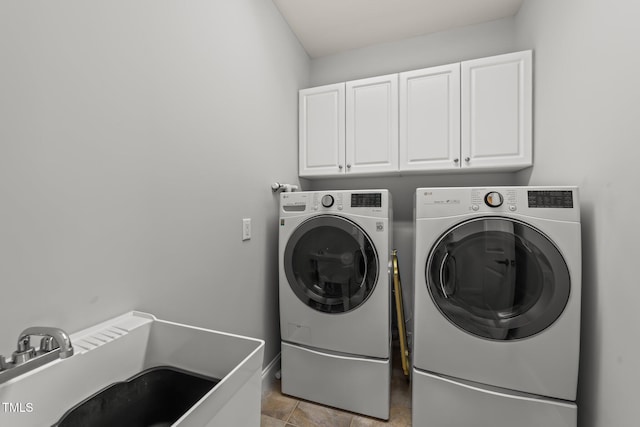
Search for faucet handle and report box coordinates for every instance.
[17,336,31,352]
[12,337,35,366]
[40,336,60,353]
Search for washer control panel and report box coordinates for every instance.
[351,193,382,208]
[281,190,389,218]
[313,192,344,211]
[311,192,384,212]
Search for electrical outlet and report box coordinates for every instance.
[242,218,251,241]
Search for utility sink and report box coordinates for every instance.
[0,312,265,426]
[55,366,219,427]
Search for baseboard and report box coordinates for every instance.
[261,352,281,396]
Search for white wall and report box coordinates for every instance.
[310,17,518,86]
[0,0,309,367]
[515,0,640,425]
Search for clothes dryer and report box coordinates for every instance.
[412,187,581,427]
[279,190,392,420]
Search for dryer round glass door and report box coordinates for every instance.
[284,215,379,314]
[425,217,571,340]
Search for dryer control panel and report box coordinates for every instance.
[415,186,579,222]
[471,188,518,212]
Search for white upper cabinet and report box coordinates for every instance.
[299,76,398,177]
[461,50,532,170]
[299,50,532,178]
[346,74,399,175]
[399,63,461,171]
[299,83,346,177]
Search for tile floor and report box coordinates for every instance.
[261,344,412,427]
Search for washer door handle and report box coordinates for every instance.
[439,252,454,298]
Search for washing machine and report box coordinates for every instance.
[279,190,392,420]
[412,186,581,427]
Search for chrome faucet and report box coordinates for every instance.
[0,326,74,384]
[16,327,74,360]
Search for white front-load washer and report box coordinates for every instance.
[412,186,581,427]
[279,190,392,420]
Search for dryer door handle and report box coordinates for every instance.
[438,252,455,299]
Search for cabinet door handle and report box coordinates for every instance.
[346,164,352,169]
[453,158,459,163]
[464,157,470,162]
[338,165,343,170]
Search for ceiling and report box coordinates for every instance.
[273,0,525,58]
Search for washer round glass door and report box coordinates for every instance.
[284,215,379,314]
[426,217,570,340]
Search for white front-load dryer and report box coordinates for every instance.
[412,186,581,427]
[279,190,392,420]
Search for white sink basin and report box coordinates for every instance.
[0,312,264,426]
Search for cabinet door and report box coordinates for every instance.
[299,83,346,177]
[346,74,399,175]
[461,50,532,170]
[399,63,461,171]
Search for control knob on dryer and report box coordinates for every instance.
[321,194,335,208]
[484,191,504,208]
